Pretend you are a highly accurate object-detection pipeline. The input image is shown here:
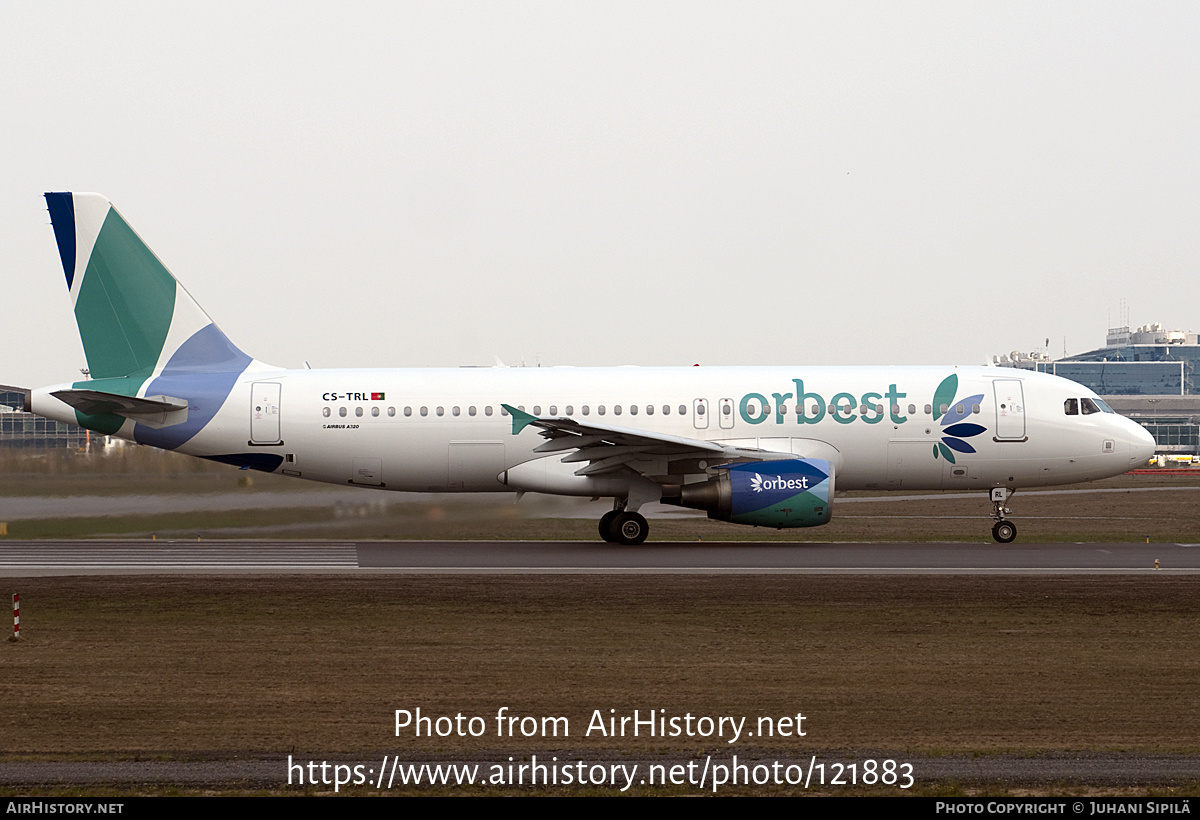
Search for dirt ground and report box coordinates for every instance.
[1,575,1197,760]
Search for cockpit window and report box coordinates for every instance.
[1094,398,1116,414]
[1081,397,1101,415]
[1064,398,1078,416]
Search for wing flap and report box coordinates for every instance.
[501,403,804,483]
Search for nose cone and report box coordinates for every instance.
[1128,420,1157,466]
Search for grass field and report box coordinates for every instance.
[2,576,1198,758]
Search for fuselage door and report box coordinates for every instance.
[993,379,1027,441]
[693,398,709,429]
[718,398,735,429]
[250,382,282,445]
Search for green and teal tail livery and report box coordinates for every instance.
[43,192,256,446]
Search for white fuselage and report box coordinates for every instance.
[32,364,1155,496]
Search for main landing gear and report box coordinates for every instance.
[990,487,1017,543]
[599,503,649,545]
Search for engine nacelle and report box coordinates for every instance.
[663,458,834,528]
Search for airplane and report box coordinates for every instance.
[16,192,1156,545]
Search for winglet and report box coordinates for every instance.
[502,403,537,434]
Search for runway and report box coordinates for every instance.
[1,538,1197,575]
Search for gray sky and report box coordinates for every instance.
[4,3,1199,388]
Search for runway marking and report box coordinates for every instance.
[3,540,1199,575]
[0,541,357,569]
[839,486,1200,502]
[349,567,1200,575]
[840,515,1155,520]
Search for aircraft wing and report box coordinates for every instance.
[502,404,796,477]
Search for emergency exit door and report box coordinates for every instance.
[250,382,282,445]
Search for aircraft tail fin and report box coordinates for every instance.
[44,192,250,382]
[43,193,257,445]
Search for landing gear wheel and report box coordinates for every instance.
[992,520,1017,543]
[599,511,620,543]
[612,512,649,545]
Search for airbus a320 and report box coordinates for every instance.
[16,193,1156,544]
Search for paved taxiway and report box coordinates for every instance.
[0,538,1197,575]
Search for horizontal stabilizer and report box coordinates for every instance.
[51,389,189,417]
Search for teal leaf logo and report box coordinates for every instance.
[931,375,987,463]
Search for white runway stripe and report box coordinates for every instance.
[0,540,358,568]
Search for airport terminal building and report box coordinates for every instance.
[996,322,1200,455]
[0,389,91,449]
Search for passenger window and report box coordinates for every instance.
[646,405,654,415]
[452,406,460,416]
[722,404,731,416]
[696,405,704,415]
[972,404,980,414]
[371,407,379,417]
[1064,398,1078,415]
[924,404,932,414]
[339,407,347,417]
[678,405,685,415]
[939,404,948,415]
[420,406,428,417]
[484,406,493,416]
[355,407,363,417]
[614,406,622,415]
[598,406,606,415]
[322,407,331,418]
[891,404,899,415]
[582,406,590,415]
[436,406,444,417]
[389,407,397,417]
[500,407,509,416]
[469,406,476,416]
[533,405,541,415]
[403,407,411,417]
[663,405,670,415]
[908,404,916,415]
[956,403,964,415]
[549,405,557,415]
[566,405,573,415]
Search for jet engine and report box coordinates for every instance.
[662,458,834,528]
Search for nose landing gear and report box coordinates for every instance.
[990,487,1017,543]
